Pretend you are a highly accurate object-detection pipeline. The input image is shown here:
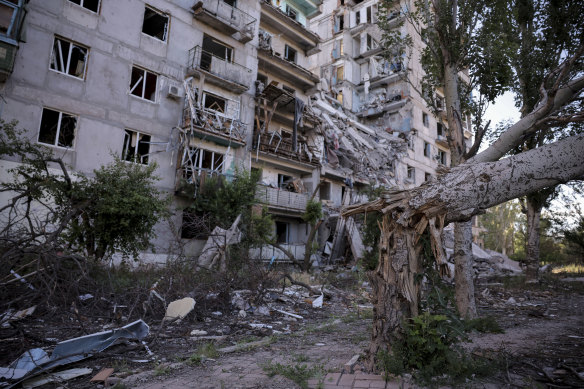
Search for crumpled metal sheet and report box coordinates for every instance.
[1,320,149,387]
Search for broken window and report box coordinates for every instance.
[334,14,344,32]
[278,173,293,190]
[142,6,169,42]
[423,141,431,157]
[355,10,360,24]
[201,35,233,70]
[365,34,377,51]
[203,92,226,113]
[184,148,224,178]
[422,112,429,127]
[285,4,297,20]
[130,66,157,101]
[438,150,448,166]
[407,165,415,183]
[122,129,151,164]
[68,0,100,13]
[366,6,372,23]
[50,37,88,79]
[425,172,432,182]
[284,45,296,63]
[38,108,77,148]
[437,122,444,137]
[275,221,289,244]
[407,136,414,150]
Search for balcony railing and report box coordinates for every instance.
[249,243,306,261]
[255,184,309,212]
[182,105,246,143]
[193,0,256,41]
[187,46,252,90]
[254,131,319,166]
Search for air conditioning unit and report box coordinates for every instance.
[167,84,184,99]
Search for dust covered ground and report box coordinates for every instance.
[1,271,583,388]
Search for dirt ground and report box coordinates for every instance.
[1,273,583,388]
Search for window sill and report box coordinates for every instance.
[129,94,158,104]
[49,69,86,81]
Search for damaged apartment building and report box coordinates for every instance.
[0,0,470,265]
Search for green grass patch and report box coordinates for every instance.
[187,342,219,365]
[262,362,325,389]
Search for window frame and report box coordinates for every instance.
[142,5,169,42]
[49,36,89,80]
[422,112,429,127]
[129,65,158,102]
[284,44,296,63]
[67,0,100,13]
[423,141,431,157]
[406,165,415,183]
[438,150,448,166]
[122,129,151,165]
[275,221,290,244]
[37,107,77,149]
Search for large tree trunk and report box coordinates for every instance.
[366,218,420,370]
[454,220,477,318]
[525,197,542,281]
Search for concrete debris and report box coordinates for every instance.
[190,329,208,336]
[344,354,360,373]
[506,297,517,305]
[275,309,303,320]
[312,294,324,308]
[197,214,242,271]
[164,297,196,323]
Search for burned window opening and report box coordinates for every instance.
[284,45,296,63]
[68,0,100,13]
[50,37,88,79]
[130,66,157,101]
[122,129,151,164]
[142,6,169,41]
[38,108,77,148]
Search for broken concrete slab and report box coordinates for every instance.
[22,367,93,388]
[197,214,242,271]
[164,297,196,322]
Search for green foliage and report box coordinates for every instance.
[0,122,169,261]
[302,200,322,225]
[262,362,324,389]
[357,186,385,270]
[479,200,524,256]
[377,312,495,385]
[187,342,219,365]
[67,159,170,260]
[564,214,584,261]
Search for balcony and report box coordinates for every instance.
[182,105,247,147]
[260,1,320,53]
[0,0,27,81]
[255,184,309,212]
[435,134,449,148]
[249,243,306,261]
[187,46,252,93]
[192,0,256,43]
[257,50,319,92]
[254,130,319,167]
[356,92,407,118]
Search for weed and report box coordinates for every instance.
[187,342,219,365]
[293,353,310,362]
[262,362,324,389]
[153,363,171,376]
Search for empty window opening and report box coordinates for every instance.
[181,209,207,239]
[285,4,297,20]
[366,6,372,23]
[336,65,344,82]
[320,181,331,200]
[223,0,236,7]
[423,141,431,157]
[203,92,226,113]
[436,95,445,110]
[50,37,88,79]
[284,45,296,63]
[201,35,233,70]
[355,10,360,24]
[438,150,448,166]
[407,136,414,150]
[184,148,225,178]
[366,34,377,51]
[142,6,168,41]
[275,221,289,244]
[422,112,429,127]
[130,66,157,101]
[425,172,432,182]
[122,129,151,164]
[38,108,77,148]
[278,173,293,190]
[334,14,344,32]
[257,72,268,87]
[407,166,415,182]
[437,122,444,137]
[68,0,100,13]
[336,91,343,104]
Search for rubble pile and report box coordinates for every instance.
[307,95,407,186]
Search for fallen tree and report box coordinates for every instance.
[344,133,584,368]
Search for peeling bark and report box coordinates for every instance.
[454,220,477,318]
[525,198,541,281]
